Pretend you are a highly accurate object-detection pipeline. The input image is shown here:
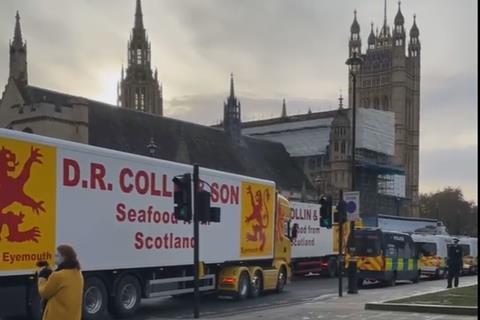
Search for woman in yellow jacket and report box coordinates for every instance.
[37,244,84,320]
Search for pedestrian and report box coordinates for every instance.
[37,244,84,320]
[446,238,463,288]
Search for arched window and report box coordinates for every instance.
[136,49,142,64]
[341,141,346,154]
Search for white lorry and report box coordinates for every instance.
[0,128,294,319]
[289,201,337,277]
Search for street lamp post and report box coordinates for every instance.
[345,51,363,294]
[146,137,158,158]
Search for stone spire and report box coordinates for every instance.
[229,72,235,97]
[118,0,163,115]
[281,98,287,118]
[338,92,344,109]
[223,73,242,141]
[135,0,144,30]
[349,10,362,56]
[12,11,23,48]
[9,11,28,86]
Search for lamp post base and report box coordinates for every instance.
[347,258,358,294]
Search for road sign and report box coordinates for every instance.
[344,191,360,221]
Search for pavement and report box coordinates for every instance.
[204,276,478,320]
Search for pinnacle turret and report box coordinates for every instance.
[395,1,405,26]
[410,14,420,38]
[281,99,287,117]
[134,0,144,30]
[350,10,360,34]
[12,11,24,48]
[9,11,28,86]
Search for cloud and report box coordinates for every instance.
[420,146,478,202]
[0,0,477,202]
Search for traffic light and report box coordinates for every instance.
[319,196,332,228]
[197,190,221,223]
[336,198,347,224]
[173,173,192,221]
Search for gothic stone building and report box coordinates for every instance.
[0,6,311,198]
[348,3,421,216]
[242,3,421,221]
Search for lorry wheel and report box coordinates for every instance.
[327,258,337,277]
[111,275,141,318]
[83,277,108,320]
[236,272,250,300]
[249,271,263,298]
[276,267,287,293]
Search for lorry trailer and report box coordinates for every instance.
[0,128,295,319]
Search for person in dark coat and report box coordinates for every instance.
[447,238,463,288]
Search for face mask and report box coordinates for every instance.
[55,253,64,266]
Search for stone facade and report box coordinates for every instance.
[0,12,89,143]
[348,2,420,216]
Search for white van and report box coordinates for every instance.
[457,236,478,275]
[412,233,453,278]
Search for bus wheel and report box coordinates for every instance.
[111,275,141,318]
[249,271,263,298]
[276,266,287,293]
[83,277,108,320]
[236,272,250,300]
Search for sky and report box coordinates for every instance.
[0,0,477,203]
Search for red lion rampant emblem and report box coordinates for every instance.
[0,146,45,243]
[245,185,270,251]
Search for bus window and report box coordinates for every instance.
[416,242,437,257]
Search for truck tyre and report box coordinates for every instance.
[249,271,263,298]
[236,272,250,300]
[83,277,108,320]
[276,267,287,293]
[111,275,141,318]
[327,258,337,277]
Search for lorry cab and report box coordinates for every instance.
[349,228,419,287]
[457,236,478,275]
[412,233,452,279]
